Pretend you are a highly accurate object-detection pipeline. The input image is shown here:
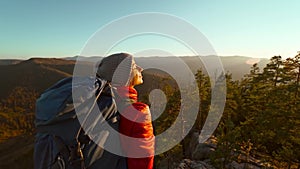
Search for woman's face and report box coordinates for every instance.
[130,63,144,86]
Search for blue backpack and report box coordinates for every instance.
[34,76,126,169]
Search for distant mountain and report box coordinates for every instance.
[136,56,269,80]
[65,55,269,80]
[0,58,75,100]
[64,55,104,62]
[0,59,22,65]
[219,56,269,79]
[0,56,270,100]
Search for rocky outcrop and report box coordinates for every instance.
[174,158,271,169]
[188,133,217,161]
[228,161,261,169]
[175,159,215,169]
[172,132,275,169]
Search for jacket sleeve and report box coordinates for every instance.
[119,102,155,169]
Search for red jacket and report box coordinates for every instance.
[116,86,155,169]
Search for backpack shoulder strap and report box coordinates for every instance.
[53,135,70,162]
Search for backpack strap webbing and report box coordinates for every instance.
[53,135,86,169]
[53,135,70,162]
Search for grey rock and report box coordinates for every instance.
[189,134,217,160]
[229,161,261,169]
[175,159,215,169]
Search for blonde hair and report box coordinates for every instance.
[129,68,140,87]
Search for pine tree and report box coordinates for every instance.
[285,53,300,100]
[194,70,211,131]
[262,55,287,87]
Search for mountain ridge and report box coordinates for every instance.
[0,56,269,101]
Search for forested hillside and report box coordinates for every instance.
[153,54,300,168]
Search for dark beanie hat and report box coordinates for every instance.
[97,53,134,86]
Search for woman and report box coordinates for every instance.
[97,53,155,169]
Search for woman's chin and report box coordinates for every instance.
[137,80,143,86]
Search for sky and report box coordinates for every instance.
[0,0,299,59]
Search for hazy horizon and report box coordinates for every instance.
[0,54,274,60]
